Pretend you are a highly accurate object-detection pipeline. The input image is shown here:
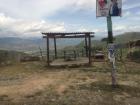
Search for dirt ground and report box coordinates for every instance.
[0,61,140,105]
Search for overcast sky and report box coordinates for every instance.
[0,0,140,38]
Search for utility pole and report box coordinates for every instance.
[96,0,122,87]
[107,16,113,43]
[107,15,117,87]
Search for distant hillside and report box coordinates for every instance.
[76,40,106,48]
[76,32,140,49]
[0,32,139,52]
[0,37,82,52]
[114,32,140,44]
[0,37,45,51]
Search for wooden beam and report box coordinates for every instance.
[88,34,92,65]
[43,35,94,39]
[54,37,57,59]
[85,35,88,57]
[42,32,95,36]
[47,37,50,66]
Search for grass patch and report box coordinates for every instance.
[0,61,140,105]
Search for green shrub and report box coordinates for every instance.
[127,50,140,62]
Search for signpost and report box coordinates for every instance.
[96,0,122,17]
[96,0,122,86]
[108,43,116,86]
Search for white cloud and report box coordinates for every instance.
[0,0,97,19]
[113,24,140,34]
[123,11,132,17]
[136,11,140,15]
[0,13,66,37]
[73,0,96,11]
[0,0,140,38]
[123,2,140,10]
[114,25,127,31]
[76,25,103,33]
[0,0,66,19]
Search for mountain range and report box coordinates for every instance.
[0,32,140,52]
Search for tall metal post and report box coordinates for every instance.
[107,16,117,86]
[107,16,113,43]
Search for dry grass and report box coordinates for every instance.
[0,61,140,105]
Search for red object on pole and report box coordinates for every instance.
[99,0,106,8]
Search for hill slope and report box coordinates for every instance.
[0,32,139,51]
[0,37,82,51]
[0,37,45,51]
[76,32,140,49]
[114,32,140,44]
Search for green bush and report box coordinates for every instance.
[127,50,140,62]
